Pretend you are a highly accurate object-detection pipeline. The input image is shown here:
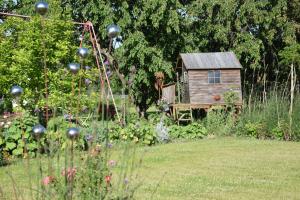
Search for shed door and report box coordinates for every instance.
[181,71,190,103]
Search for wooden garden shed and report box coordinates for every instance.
[177,52,243,105]
[170,52,243,123]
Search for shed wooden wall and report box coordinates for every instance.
[162,84,176,104]
[188,69,242,104]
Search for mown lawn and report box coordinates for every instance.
[1,137,300,200]
[135,137,300,200]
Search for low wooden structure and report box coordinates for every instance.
[163,52,243,123]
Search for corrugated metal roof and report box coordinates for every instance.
[179,52,242,70]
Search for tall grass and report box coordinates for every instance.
[236,91,300,140]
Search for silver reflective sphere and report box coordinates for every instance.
[68,63,80,74]
[35,1,49,15]
[77,48,89,59]
[107,24,121,38]
[10,85,23,97]
[66,127,80,140]
[32,124,46,139]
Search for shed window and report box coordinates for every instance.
[183,72,188,83]
[208,70,221,84]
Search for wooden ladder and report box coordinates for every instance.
[173,104,193,125]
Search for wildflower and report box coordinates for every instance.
[108,160,116,167]
[42,176,55,186]
[85,78,92,86]
[84,134,94,142]
[104,60,110,65]
[81,106,88,113]
[3,113,9,119]
[61,167,76,181]
[90,145,101,157]
[34,107,40,113]
[107,143,113,148]
[105,175,112,185]
[124,178,129,185]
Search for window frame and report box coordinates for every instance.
[208,70,221,84]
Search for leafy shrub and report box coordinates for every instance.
[108,120,157,145]
[2,111,39,158]
[271,120,289,140]
[224,90,239,108]
[148,112,175,126]
[46,116,85,151]
[0,98,12,114]
[205,106,235,135]
[243,121,266,138]
[169,122,207,139]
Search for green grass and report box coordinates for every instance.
[135,137,300,200]
[1,137,300,199]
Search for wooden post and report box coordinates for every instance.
[176,72,181,103]
[289,63,296,140]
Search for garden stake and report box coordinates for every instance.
[87,25,106,124]
[70,139,74,200]
[90,24,121,123]
[37,140,45,200]
[64,143,68,200]
[39,12,49,127]
[76,63,82,125]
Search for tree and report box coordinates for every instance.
[0,2,81,113]
[61,0,185,116]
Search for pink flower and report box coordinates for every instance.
[108,160,116,167]
[105,175,112,185]
[61,167,77,181]
[42,176,55,186]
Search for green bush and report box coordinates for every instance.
[205,106,235,136]
[46,116,85,151]
[169,122,207,139]
[108,120,157,145]
[2,111,39,158]
[235,93,300,141]
[148,112,175,126]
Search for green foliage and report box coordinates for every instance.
[0,14,84,112]
[109,121,157,145]
[235,93,300,140]
[2,111,38,158]
[242,121,266,139]
[205,106,235,136]
[223,90,239,108]
[148,112,175,126]
[169,122,207,139]
[46,116,85,151]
